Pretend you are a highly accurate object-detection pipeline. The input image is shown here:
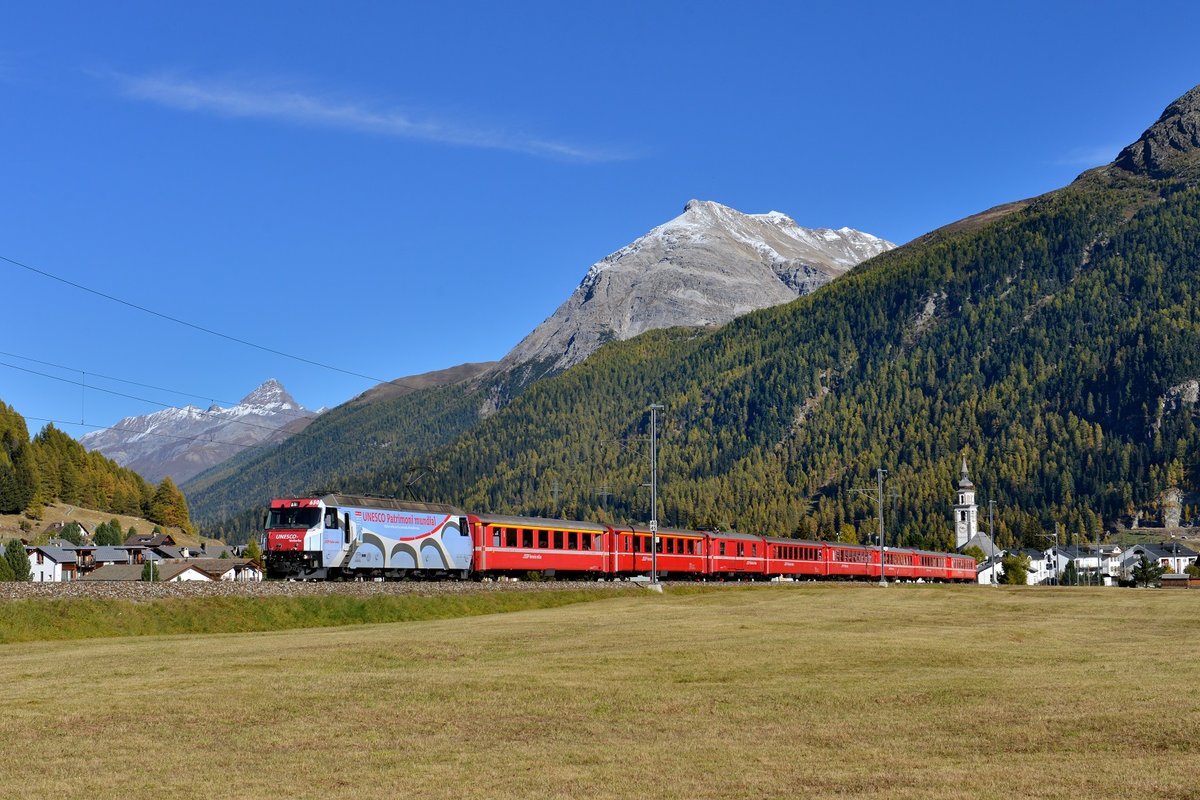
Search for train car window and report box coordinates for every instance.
[537,530,549,548]
[553,531,563,550]
[719,542,726,556]
[581,533,592,550]
[324,509,339,529]
[655,537,663,553]
[567,531,578,550]
[492,528,501,547]
[522,529,533,548]
[736,543,744,557]
[632,535,641,553]
[505,528,517,548]
[686,539,694,555]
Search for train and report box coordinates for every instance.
[264,493,977,583]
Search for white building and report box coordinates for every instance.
[977,556,1003,584]
[1019,548,1056,585]
[1121,542,1197,579]
[1047,545,1118,586]
[26,546,78,582]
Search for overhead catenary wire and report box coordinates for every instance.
[0,359,311,439]
[0,349,314,423]
[0,252,392,384]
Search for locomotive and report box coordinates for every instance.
[265,493,977,583]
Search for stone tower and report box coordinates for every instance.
[953,456,978,549]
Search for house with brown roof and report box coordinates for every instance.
[123,532,177,548]
[187,559,263,582]
[80,562,212,582]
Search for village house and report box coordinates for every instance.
[123,532,177,549]
[976,555,1003,584]
[76,556,263,583]
[188,558,264,582]
[81,562,215,582]
[25,545,79,582]
[1120,542,1198,579]
[1046,545,1119,586]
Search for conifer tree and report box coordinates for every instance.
[244,538,262,563]
[150,477,194,534]
[4,539,31,582]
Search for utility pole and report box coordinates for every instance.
[851,470,892,586]
[648,404,664,585]
[876,467,887,586]
[594,486,611,508]
[1055,521,1061,585]
[1041,528,1058,586]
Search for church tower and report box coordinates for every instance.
[953,456,978,549]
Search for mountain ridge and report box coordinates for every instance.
[80,378,316,484]
[496,199,894,374]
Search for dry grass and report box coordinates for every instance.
[2,583,1198,799]
[0,502,208,548]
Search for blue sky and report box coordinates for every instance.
[3,0,1199,441]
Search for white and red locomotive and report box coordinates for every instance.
[265,493,977,583]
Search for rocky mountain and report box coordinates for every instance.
[498,199,894,376]
[81,379,316,484]
[1113,84,1200,181]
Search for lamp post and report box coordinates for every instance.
[648,403,664,585]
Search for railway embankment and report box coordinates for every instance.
[0,578,642,602]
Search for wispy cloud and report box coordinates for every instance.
[1054,144,1121,168]
[108,71,630,163]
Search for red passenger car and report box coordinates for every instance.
[707,531,766,579]
[613,526,707,579]
[826,543,875,579]
[468,513,608,578]
[763,536,826,579]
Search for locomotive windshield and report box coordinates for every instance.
[268,507,321,529]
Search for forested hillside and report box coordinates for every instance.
[200,86,1200,549]
[381,173,1199,550]
[0,401,195,534]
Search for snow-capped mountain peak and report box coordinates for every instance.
[497,199,895,374]
[79,379,318,484]
[238,378,299,409]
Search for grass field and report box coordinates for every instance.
[2,584,1198,799]
[0,586,632,643]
